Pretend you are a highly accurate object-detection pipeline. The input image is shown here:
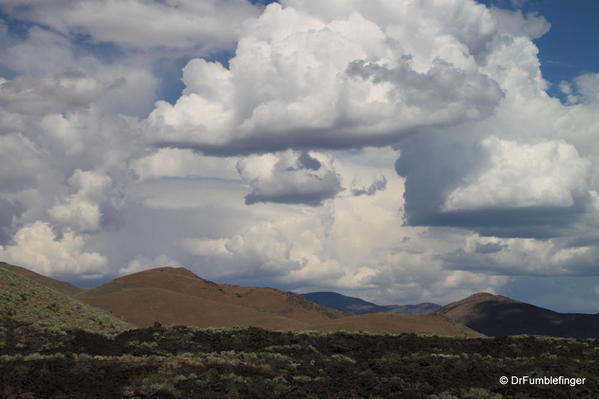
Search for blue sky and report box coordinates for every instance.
[1,0,599,313]
[480,0,599,100]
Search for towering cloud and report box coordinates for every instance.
[2,0,599,312]
[149,1,504,155]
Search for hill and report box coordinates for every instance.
[0,261,83,296]
[301,291,441,314]
[308,312,483,337]
[75,267,346,328]
[0,263,483,337]
[437,292,599,338]
[0,266,133,334]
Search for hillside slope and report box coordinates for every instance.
[0,266,132,334]
[437,292,599,338]
[76,267,345,328]
[0,262,82,296]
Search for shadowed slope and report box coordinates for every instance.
[0,262,83,296]
[308,312,484,337]
[437,292,599,338]
[76,267,345,328]
[0,267,132,334]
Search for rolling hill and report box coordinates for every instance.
[301,291,441,315]
[437,292,599,338]
[0,265,133,334]
[74,267,479,336]
[0,262,486,337]
[74,267,347,328]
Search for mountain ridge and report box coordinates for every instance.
[301,291,441,315]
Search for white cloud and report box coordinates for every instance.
[0,73,104,115]
[3,0,259,52]
[183,221,303,279]
[444,234,599,277]
[48,169,113,233]
[443,137,591,211]
[0,221,107,277]
[131,148,239,180]
[148,1,503,154]
[3,0,599,312]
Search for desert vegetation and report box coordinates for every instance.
[1,321,598,398]
[0,267,133,335]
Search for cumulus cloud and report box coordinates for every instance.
[48,169,114,233]
[183,222,303,279]
[2,0,259,52]
[443,235,599,277]
[236,150,342,205]
[443,137,591,211]
[149,1,504,155]
[3,0,599,313]
[0,73,105,115]
[0,221,107,277]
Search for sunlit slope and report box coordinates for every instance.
[0,266,132,334]
[75,267,343,328]
[0,262,83,296]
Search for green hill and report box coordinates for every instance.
[0,266,133,334]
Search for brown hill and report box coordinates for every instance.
[1,263,482,337]
[437,292,599,338]
[75,267,346,328]
[0,261,83,296]
[308,312,484,337]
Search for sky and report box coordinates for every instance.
[1,0,599,313]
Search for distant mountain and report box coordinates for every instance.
[75,267,348,329]
[301,292,388,314]
[384,303,442,314]
[0,263,132,334]
[436,292,599,338]
[301,291,441,315]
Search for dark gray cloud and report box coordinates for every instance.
[474,241,505,254]
[351,175,387,196]
[237,151,343,206]
[0,199,24,245]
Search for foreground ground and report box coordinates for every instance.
[1,321,598,398]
